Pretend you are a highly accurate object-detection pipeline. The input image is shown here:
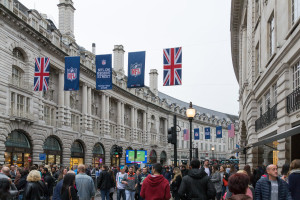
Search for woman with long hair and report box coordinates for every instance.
[288,159,300,200]
[61,173,78,200]
[243,165,253,186]
[220,165,229,197]
[170,167,182,200]
[280,163,290,182]
[211,165,222,200]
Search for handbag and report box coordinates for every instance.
[223,177,228,187]
[68,186,72,200]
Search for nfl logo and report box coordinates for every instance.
[195,133,198,136]
[130,63,141,77]
[217,131,221,135]
[102,60,106,65]
[67,67,77,81]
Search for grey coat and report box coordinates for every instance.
[210,171,222,193]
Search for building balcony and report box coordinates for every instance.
[255,104,277,132]
[287,88,300,114]
[9,108,34,122]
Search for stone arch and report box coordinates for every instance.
[9,42,30,62]
[43,135,63,151]
[149,149,157,163]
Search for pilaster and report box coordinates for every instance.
[57,71,65,127]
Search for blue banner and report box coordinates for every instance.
[127,51,145,88]
[64,56,80,91]
[205,127,211,139]
[96,54,112,90]
[194,128,200,140]
[216,126,222,138]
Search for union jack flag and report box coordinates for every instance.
[163,47,182,86]
[34,57,50,91]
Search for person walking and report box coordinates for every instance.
[163,167,172,183]
[180,165,189,177]
[178,159,216,200]
[280,163,290,182]
[97,165,113,200]
[255,164,291,200]
[0,178,11,200]
[170,167,182,200]
[288,159,300,200]
[116,167,127,200]
[76,164,95,200]
[140,163,171,200]
[137,167,149,200]
[23,170,48,200]
[61,173,78,200]
[42,167,55,200]
[211,165,222,200]
[122,166,138,200]
[220,165,228,197]
[201,160,212,177]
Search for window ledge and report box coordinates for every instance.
[265,53,276,68]
[285,17,300,40]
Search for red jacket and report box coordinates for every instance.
[140,174,171,200]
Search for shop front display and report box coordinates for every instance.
[70,141,84,168]
[92,143,105,167]
[43,137,62,165]
[5,130,32,167]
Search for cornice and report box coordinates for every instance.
[0,4,68,60]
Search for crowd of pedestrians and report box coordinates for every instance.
[0,159,299,200]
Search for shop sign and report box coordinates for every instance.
[28,157,32,162]
[39,153,46,161]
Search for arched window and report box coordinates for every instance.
[71,141,84,153]
[43,137,62,165]
[160,151,167,164]
[13,48,25,61]
[149,150,157,163]
[93,143,104,155]
[5,130,30,148]
[44,137,61,151]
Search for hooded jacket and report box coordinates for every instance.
[288,169,300,200]
[178,168,216,200]
[140,174,171,200]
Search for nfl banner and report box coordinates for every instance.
[183,129,189,141]
[194,128,200,140]
[96,54,112,90]
[163,47,182,86]
[205,127,211,139]
[64,56,80,91]
[216,126,222,138]
[34,57,50,91]
[228,123,235,138]
[127,51,145,88]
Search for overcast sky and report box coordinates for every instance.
[20,0,239,115]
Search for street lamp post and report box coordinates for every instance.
[211,146,215,160]
[186,102,196,164]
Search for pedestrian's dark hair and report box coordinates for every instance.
[0,178,11,200]
[102,165,108,171]
[281,163,290,176]
[43,167,48,173]
[191,159,200,169]
[152,163,163,174]
[61,173,76,195]
[228,173,249,195]
[243,165,252,178]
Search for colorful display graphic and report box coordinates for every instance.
[126,150,147,164]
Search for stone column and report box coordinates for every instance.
[106,96,110,120]
[85,149,93,166]
[131,107,135,140]
[241,26,247,84]
[147,113,151,144]
[164,118,168,145]
[87,87,92,131]
[0,128,7,164]
[62,144,71,167]
[57,71,65,127]
[275,63,291,169]
[143,111,147,143]
[82,84,88,131]
[101,93,106,120]
[117,101,121,125]
[31,133,44,165]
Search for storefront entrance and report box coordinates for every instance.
[160,151,167,165]
[70,141,84,168]
[43,137,62,165]
[292,133,300,160]
[5,130,32,167]
[149,150,157,164]
[93,143,105,167]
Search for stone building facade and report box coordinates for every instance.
[231,0,300,168]
[0,0,238,168]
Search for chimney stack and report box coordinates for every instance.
[113,45,125,75]
[58,0,75,38]
[92,43,96,54]
[149,69,158,96]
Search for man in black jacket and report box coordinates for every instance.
[178,159,216,200]
[97,165,113,200]
[42,167,54,199]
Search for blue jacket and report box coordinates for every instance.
[288,169,300,200]
[52,179,63,200]
[255,175,292,200]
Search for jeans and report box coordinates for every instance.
[125,190,135,200]
[101,189,110,200]
[117,189,126,200]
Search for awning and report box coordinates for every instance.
[231,125,300,154]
